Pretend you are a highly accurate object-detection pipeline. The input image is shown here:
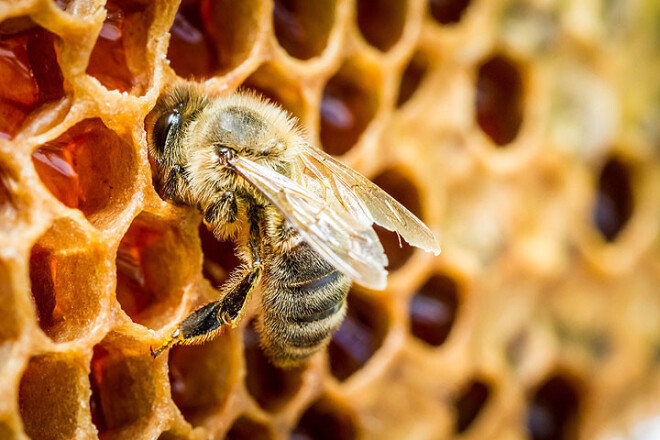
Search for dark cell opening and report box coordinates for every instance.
[241,63,305,121]
[244,322,304,412]
[168,330,237,426]
[593,157,633,242]
[397,51,429,107]
[328,292,388,381]
[527,375,581,440]
[429,0,472,25]
[410,274,459,346]
[0,23,64,139]
[357,0,407,52]
[371,169,423,270]
[89,339,157,435]
[273,0,336,60]
[320,61,380,155]
[19,356,85,440]
[454,380,490,433]
[116,213,196,329]
[31,118,136,228]
[291,398,357,440]
[167,0,218,79]
[226,416,275,440]
[167,0,260,78]
[29,220,103,342]
[475,54,524,146]
[199,224,240,289]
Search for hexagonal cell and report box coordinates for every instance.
[328,291,389,381]
[397,50,430,107]
[29,219,105,342]
[244,321,304,412]
[167,0,260,79]
[241,63,306,121]
[116,213,197,329]
[199,223,240,289]
[475,54,524,146]
[168,330,238,426]
[89,335,158,437]
[19,354,91,440]
[0,259,21,370]
[429,0,473,25]
[31,118,137,229]
[593,157,633,242]
[320,59,380,155]
[273,0,336,60]
[526,374,581,440]
[409,274,459,346]
[453,379,490,433]
[0,19,64,139]
[86,0,153,92]
[226,415,275,440]
[371,169,423,271]
[357,0,407,52]
[292,397,357,440]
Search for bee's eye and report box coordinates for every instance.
[152,111,181,154]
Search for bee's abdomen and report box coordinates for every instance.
[260,242,350,367]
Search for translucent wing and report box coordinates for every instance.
[296,145,441,255]
[230,156,388,290]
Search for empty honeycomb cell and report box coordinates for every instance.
[199,224,240,289]
[167,0,219,79]
[357,0,407,52]
[328,292,389,381]
[292,397,357,440]
[168,330,238,426]
[86,0,153,92]
[475,54,524,146]
[397,50,429,107]
[273,0,336,60]
[429,0,473,25]
[371,169,423,270]
[31,118,136,228]
[593,157,633,242]
[244,322,304,412]
[19,355,89,440]
[225,415,275,440]
[29,219,104,342]
[453,379,490,433]
[526,374,581,440]
[89,337,158,436]
[168,0,260,79]
[242,63,306,121]
[320,60,380,155]
[116,213,197,329]
[0,21,64,139]
[409,274,459,346]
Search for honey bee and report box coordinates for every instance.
[147,84,440,367]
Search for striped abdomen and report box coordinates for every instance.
[259,242,350,367]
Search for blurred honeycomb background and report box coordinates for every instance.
[1,0,659,439]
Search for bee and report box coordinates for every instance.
[147,84,440,367]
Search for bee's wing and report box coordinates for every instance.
[297,146,441,255]
[231,156,388,290]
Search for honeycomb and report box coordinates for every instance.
[1,0,659,439]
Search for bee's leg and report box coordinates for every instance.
[204,190,238,225]
[151,205,263,357]
[161,164,189,204]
